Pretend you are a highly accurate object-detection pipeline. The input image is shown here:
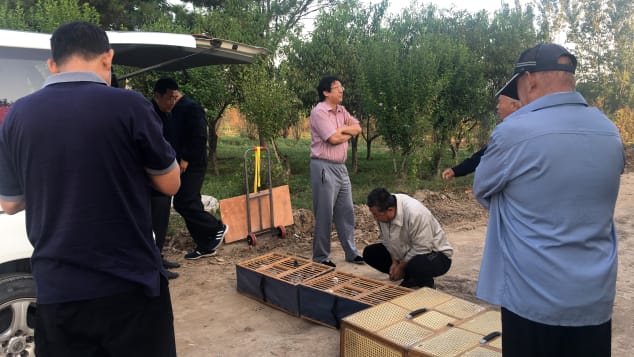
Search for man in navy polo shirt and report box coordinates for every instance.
[0,22,180,356]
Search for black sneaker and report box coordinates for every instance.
[163,259,181,269]
[350,256,365,265]
[184,249,217,260]
[165,270,179,280]
[209,224,229,251]
[320,260,336,268]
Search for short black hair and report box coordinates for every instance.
[317,76,340,102]
[367,188,397,212]
[50,21,111,66]
[153,77,179,95]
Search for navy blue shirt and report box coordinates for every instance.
[0,72,177,304]
[170,96,208,167]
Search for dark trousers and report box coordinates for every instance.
[151,194,172,252]
[173,164,222,250]
[501,307,611,357]
[35,277,176,357]
[363,243,451,288]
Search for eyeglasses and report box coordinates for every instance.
[330,85,345,92]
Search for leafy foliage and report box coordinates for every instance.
[239,64,302,144]
[0,0,99,31]
[3,0,634,188]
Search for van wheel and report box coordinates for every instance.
[0,274,37,356]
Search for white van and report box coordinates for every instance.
[0,28,268,356]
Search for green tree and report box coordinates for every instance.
[609,1,634,114]
[0,1,28,29]
[239,64,302,176]
[426,38,487,177]
[533,0,634,127]
[2,0,169,30]
[1,0,99,32]
[84,0,169,30]
[359,9,431,176]
[563,0,614,107]
[371,6,489,178]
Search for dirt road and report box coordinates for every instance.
[164,172,634,357]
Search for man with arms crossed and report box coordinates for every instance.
[310,76,364,267]
[474,43,624,356]
[0,22,180,356]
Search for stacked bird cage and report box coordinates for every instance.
[299,271,412,328]
[236,252,333,316]
[340,288,502,357]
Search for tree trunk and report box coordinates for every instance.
[350,136,358,174]
[451,140,459,164]
[257,128,266,148]
[271,139,291,178]
[362,117,377,160]
[208,119,219,176]
[207,103,230,176]
[365,134,378,160]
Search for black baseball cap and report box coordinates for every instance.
[495,43,577,100]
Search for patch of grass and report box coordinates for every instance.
[200,136,475,209]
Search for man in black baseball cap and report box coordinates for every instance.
[495,43,577,101]
[474,42,623,357]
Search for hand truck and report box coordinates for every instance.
[243,146,286,246]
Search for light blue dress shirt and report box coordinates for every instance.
[473,91,624,326]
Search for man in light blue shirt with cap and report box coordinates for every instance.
[474,43,624,357]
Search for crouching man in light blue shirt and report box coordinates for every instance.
[474,43,624,357]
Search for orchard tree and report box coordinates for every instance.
[0,0,99,32]
[359,10,428,176]
[238,64,302,176]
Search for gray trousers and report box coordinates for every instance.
[310,159,359,262]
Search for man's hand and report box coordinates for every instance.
[179,159,189,173]
[0,199,26,215]
[442,168,455,180]
[389,261,406,281]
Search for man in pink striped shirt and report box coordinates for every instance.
[309,76,364,267]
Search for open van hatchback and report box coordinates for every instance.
[0,28,270,108]
[109,32,270,78]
